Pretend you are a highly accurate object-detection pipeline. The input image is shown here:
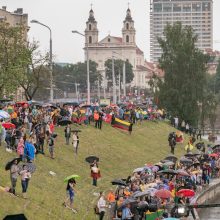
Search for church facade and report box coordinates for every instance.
[83,8,150,93]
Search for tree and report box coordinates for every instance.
[104,59,134,87]
[157,22,209,126]
[14,41,50,101]
[215,58,220,95]
[0,21,26,96]
[53,60,100,93]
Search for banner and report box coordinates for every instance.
[111,117,131,131]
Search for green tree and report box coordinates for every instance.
[15,42,50,101]
[0,22,26,96]
[157,22,209,126]
[104,59,134,86]
[54,60,100,92]
[215,58,220,94]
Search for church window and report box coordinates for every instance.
[108,38,111,42]
[126,23,129,30]
[89,36,92,43]
[126,35,129,43]
[89,24,92,30]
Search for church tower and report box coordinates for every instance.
[85,8,98,45]
[122,7,136,45]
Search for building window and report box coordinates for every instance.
[126,23,129,30]
[89,36,92,43]
[108,38,110,42]
[126,35,129,43]
[89,24,92,30]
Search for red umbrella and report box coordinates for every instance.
[2,122,16,129]
[209,153,218,158]
[155,189,172,199]
[177,189,195,198]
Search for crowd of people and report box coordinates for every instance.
[1,100,220,219]
[95,139,220,220]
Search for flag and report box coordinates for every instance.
[112,118,131,131]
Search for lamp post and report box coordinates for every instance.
[72,30,90,104]
[30,20,53,102]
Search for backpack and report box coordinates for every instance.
[94,205,99,215]
[49,138,54,146]
[94,112,99,121]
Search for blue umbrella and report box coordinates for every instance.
[0,110,10,119]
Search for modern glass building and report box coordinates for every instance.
[150,0,213,62]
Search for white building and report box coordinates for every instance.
[84,8,150,93]
[150,0,213,62]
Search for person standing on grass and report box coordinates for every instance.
[48,134,57,159]
[72,132,79,155]
[64,124,71,145]
[10,159,19,195]
[90,160,101,186]
[19,164,31,199]
[63,178,77,213]
[97,192,107,220]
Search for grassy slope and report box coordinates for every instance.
[0,121,188,220]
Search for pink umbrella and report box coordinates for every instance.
[155,189,172,199]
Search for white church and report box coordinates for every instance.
[83,7,156,92]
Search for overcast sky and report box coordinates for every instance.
[1,0,220,63]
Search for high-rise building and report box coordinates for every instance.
[150,0,213,62]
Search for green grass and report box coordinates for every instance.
[0,121,190,220]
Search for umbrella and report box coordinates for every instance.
[58,119,72,126]
[5,157,22,171]
[208,153,218,158]
[196,142,205,149]
[133,167,145,173]
[163,161,175,166]
[111,179,127,186]
[147,187,157,196]
[164,218,180,220]
[18,162,36,174]
[176,169,190,177]
[164,155,178,163]
[145,182,157,189]
[180,157,193,165]
[160,159,171,163]
[133,190,150,198]
[2,122,15,129]
[118,198,137,208]
[212,145,220,150]
[157,169,178,175]
[155,189,172,199]
[177,189,195,197]
[0,110,10,119]
[185,153,200,158]
[85,155,99,163]
[64,174,80,183]
[151,166,159,172]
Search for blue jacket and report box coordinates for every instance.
[24,141,35,160]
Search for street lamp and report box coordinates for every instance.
[72,30,90,104]
[30,19,53,102]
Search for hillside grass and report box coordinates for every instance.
[0,121,190,220]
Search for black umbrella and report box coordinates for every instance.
[85,155,99,163]
[180,157,193,165]
[3,214,27,220]
[5,158,22,171]
[111,179,127,186]
[157,169,178,175]
[212,144,220,150]
[118,198,137,209]
[18,162,36,174]
[184,152,200,158]
[196,142,205,150]
[164,155,178,163]
[58,119,72,126]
